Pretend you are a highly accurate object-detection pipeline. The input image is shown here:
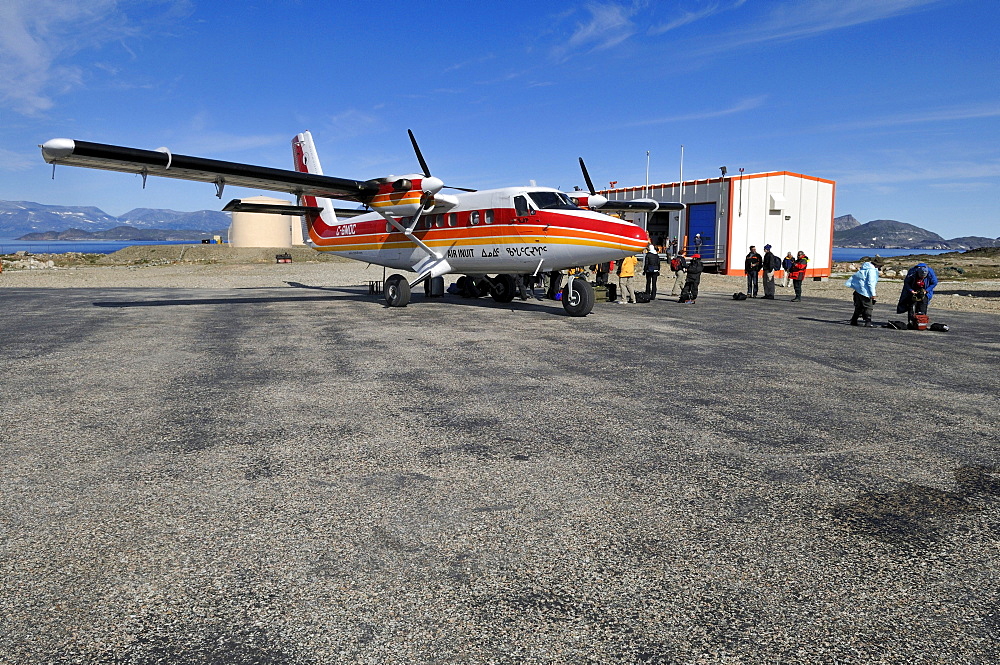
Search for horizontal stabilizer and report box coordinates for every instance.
[222,200,322,216]
[599,199,685,213]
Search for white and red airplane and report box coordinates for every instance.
[40,130,664,316]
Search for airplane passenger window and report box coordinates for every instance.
[485,210,494,224]
[435,215,444,228]
[386,222,393,233]
[448,213,457,227]
[514,195,529,217]
[470,211,480,226]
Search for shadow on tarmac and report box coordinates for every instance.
[90,283,573,314]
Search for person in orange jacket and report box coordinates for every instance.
[789,251,809,301]
[616,253,638,304]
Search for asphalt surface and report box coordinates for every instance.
[2,285,999,664]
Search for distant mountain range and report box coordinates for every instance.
[0,200,230,238]
[832,216,997,249]
[17,226,221,242]
[2,200,995,249]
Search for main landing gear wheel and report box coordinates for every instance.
[384,274,411,307]
[490,274,517,303]
[562,279,595,317]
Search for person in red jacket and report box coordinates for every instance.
[789,251,809,301]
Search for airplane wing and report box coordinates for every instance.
[40,138,379,203]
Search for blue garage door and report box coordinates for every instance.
[687,203,716,259]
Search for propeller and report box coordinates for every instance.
[408,129,432,179]
[579,157,597,195]
[577,157,607,209]
[407,129,476,192]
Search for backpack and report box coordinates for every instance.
[770,254,782,271]
[670,256,682,271]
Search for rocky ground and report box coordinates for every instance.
[3,245,999,315]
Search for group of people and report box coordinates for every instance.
[845,260,938,328]
[533,243,940,327]
[743,245,810,301]
[610,245,707,304]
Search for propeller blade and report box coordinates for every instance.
[579,157,597,195]
[408,129,432,178]
[408,129,476,192]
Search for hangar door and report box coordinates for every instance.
[686,203,716,259]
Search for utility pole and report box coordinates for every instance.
[678,145,685,251]
[644,150,650,232]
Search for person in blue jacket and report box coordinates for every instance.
[846,261,879,326]
[896,262,938,322]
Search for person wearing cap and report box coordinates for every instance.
[761,244,779,299]
[681,253,704,303]
[781,252,795,287]
[896,262,938,324]
[789,251,809,301]
[744,245,763,298]
[642,244,661,300]
[670,250,688,296]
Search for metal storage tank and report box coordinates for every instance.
[228,196,303,247]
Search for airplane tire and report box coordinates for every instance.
[562,279,595,317]
[490,274,517,303]
[384,274,411,307]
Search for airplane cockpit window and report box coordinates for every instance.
[514,195,530,217]
[527,191,578,210]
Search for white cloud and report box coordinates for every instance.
[624,95,767,126]
[552,2,643,62]
[0,0,189,115]
[648,0,747,35]
[0,147,37,171]
[819,102,1000,132]
[694,0,947,54]
[830,159,1000,186]
[323,109,383,141]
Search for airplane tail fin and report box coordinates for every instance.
[291,131,339,237]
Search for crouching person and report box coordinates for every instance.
[897,262,938,328]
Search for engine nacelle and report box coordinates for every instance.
[370,174,445,217]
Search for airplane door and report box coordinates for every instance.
[504,192,543,270]
[687,203,716,259]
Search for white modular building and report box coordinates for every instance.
[601,171,836,278]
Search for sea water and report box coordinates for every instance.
[0,239,208,254]
[831,248,955,262]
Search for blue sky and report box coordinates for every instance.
[1,0,997,239]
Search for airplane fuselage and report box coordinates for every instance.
[305,186,649,274]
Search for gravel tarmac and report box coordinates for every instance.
[1,259,999,664]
